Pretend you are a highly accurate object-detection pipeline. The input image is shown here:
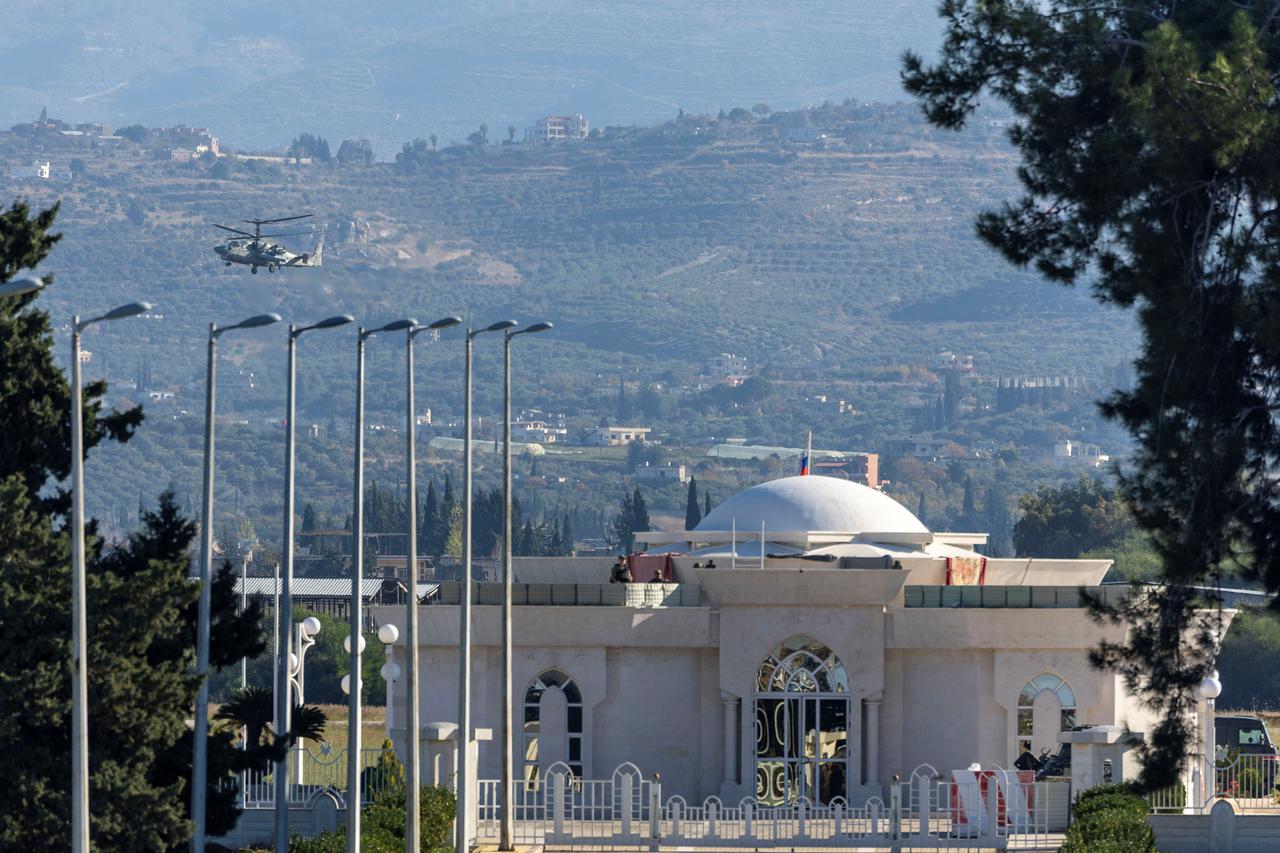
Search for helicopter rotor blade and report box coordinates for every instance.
[243,214,314,226]
[213,224,257,238]
[259,229,321,239]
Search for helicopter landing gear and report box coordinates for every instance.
[251,265,258,274]
[224,262,231,267]
[268,263,278,273]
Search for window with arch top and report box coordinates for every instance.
[1015,673,1077,758]
[523,669,582,784]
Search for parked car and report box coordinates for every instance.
[1214,715,1278,797]
[1215,715,1278,758]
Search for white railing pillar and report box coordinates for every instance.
[707,800,718,837]
[797,800,806,838]
[552,772,566,842]
[670,800,683,839]
[743,800,753,841]
[621,772,634,836]
[648,777,661,851]
[915,776,931,839]
[983,778,1000,842]
[833,801,844,837]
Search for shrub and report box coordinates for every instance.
[1060,784,1156,853]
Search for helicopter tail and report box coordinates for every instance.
[290,234,324,267]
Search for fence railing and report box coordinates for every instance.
[240,747,395,810]
[1149,753,1280,814]
[477,762,1070,849]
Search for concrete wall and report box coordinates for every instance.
[1151,802,1280,853]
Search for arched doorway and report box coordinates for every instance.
[754,635,850,805]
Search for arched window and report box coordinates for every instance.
[754,636,849,805]
[1015,673,1077,758]
[523,669,582,784]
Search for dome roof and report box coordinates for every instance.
[695,475,928,536]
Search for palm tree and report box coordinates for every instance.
[215,685,328,752]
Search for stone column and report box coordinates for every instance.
[864,698,881,791]
[722,693,739,786]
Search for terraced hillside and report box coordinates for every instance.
[7,104,1134,529]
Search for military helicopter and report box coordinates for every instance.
[212,214,324,274]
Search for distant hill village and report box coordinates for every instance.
[1,106,599,180]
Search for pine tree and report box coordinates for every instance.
[685,477,702,530]
[0,203,283,847]
[901,2,1280,787]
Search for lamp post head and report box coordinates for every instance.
[300,616,322,637]
[236,313,283,330]
[378,319,418,333]
[313,314,355,329]
[99,301,153,322]
[512,321,554,337]
[430,315,463,330]
[484,319,519,333]
[0,274,45,298]
[217,313,282,337]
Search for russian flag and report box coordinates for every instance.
[799,453,810,476]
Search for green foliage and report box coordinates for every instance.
[1013,477,1133,558]
[610,486,650,553]
[905,0,1280,789]
[289,132,332,163]
[291,742,453,853]
[1060,784,1155,853]
[1217,606,1280,709]
[685,477,702,530]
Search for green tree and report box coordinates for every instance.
[288,132,331,163]
[610,487,650,553]
[685,477,702,530]
[467,123,489,147]
[117,124,148,143]
[902,1,1280,787]
[1013,478,1134,559]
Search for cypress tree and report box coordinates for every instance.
[704,490,712,518]
[685,477,702,530]
[561,515,574,556]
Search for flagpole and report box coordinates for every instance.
[806,430,813,475]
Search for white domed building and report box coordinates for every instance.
[376,474,1192,837]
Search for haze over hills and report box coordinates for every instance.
[0,0,943,156]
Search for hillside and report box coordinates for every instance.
[0,0,942,156]
[2,103,1135,539]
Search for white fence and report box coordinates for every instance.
[1149,753,1280,814]
[240,747,396,810]
[478,762,1071,850]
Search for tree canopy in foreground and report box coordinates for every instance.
[904,1,1280,789]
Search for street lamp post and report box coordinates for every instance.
[274,315,353,853]
[404,316,462,853]
[347,319,416,853]
[70,299,152,853]
[458,319,517,853]
[192,313,281,853]
[290,616,323,784]
[499,322,552,850]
